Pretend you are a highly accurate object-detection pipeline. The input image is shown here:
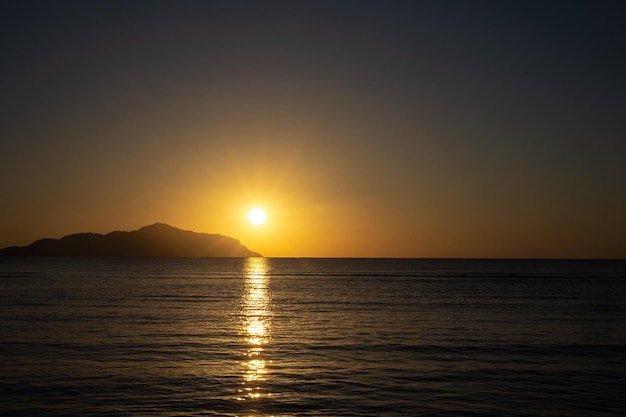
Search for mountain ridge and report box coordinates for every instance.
[0,223,261,257]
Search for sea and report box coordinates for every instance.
[1,257,625,416]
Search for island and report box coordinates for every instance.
[0,223,261,257]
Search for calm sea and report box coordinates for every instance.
[1,258,625,416]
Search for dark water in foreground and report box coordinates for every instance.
[1,258,625,416]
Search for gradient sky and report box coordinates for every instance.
[1,0,625,258]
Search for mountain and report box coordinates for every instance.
[0,223,261,257]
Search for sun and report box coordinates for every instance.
[248,208,267,225]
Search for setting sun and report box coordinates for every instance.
[248,208,267,225]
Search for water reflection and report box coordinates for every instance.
[238,257,272,402]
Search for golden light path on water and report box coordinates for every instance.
[238,257,272,405]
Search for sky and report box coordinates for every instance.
[1,0,625,258]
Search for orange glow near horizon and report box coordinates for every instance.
[2,127,625,259]
[178,141,327,257]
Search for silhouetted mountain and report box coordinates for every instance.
[0,223,261,257]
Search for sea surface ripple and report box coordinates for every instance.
[1,258,625,416]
